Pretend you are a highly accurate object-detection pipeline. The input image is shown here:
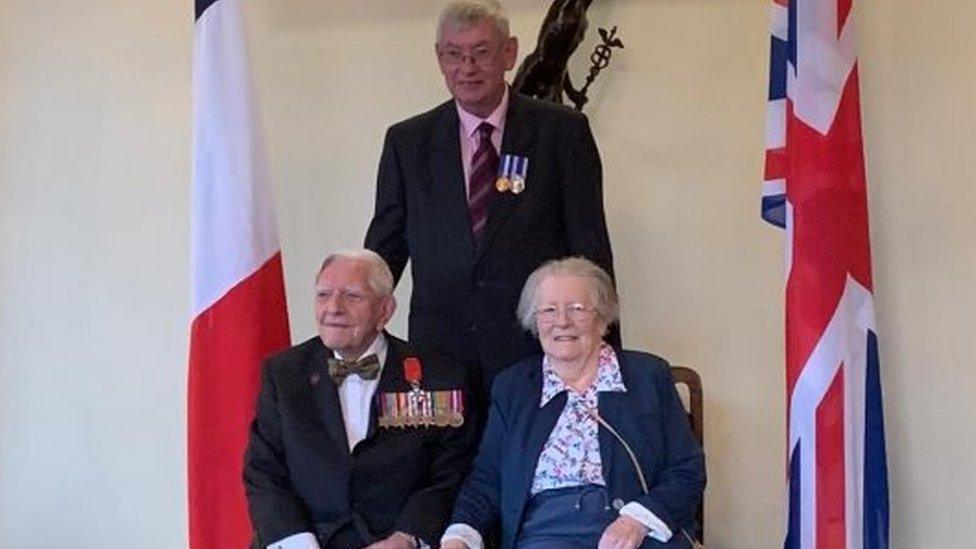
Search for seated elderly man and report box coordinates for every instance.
[244,249,478,549]
[442,257,705,549]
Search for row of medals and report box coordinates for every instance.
[495,175,525,194]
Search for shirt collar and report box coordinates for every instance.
[539,344,626,407]
[456,85,509,140]
[333,332,388,380]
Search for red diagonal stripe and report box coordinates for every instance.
[785,68,872,396]
[816,365,847,549]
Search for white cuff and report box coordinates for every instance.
[395,531,428,549]
[267,531,321,549]
[619,502,673,542]
[441,523,483,549]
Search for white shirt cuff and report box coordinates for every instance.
[441,523,483,549]
[267,531,321,549]
[395,531,428,548]
[619,502,673,542]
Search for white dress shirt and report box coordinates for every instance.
[335,334,388,451]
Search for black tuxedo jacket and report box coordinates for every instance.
[244,334,478,547]
[365,92,616,396]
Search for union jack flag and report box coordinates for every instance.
[763,1,890,548]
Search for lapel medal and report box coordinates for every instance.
[497,154,529,194]
[403,356,428,427]
[510,155,528,195]
[495,154,512,192]
[403,356,422,389]
[376,356,465,428]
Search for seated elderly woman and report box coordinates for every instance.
[441,257,705,549]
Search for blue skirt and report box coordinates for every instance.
[514,485,693,549]
[515,485,614,548]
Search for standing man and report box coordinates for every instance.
[244,250,477,549]
[365,0,616,402]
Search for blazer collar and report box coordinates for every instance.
[500,91,533,153]
[517,360,564,517]
[595,357,655,491]
[306,339,351,457]
[431,103,479,262]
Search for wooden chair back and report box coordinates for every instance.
[671,365,704,543]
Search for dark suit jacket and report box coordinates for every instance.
[243,334,478,548]
[450,350,705,549]
[364,92,616,397]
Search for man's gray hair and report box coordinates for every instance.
[317,249,395,297]
[516,257,620,336]
[437,0,510,42]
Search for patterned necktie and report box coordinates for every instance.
[327,353,381,384]
[468,121,499,243]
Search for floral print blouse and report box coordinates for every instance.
[530,344,627,495]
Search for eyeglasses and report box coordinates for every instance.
[534,303,598,323]
[437,45,500,68]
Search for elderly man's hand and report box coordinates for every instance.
[598,515,649,549]
[364,531,417,549]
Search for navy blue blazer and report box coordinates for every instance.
[450,350,705,548]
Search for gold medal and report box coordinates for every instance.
[495,176,511,192]
[511,176,525,194]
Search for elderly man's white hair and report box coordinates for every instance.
[316,249,395,298]
[437,0,510,41]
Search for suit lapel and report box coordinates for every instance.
[520,380,565,501]
[477,92,535,262]
[430,103,478,262]
[364,334,408,442]
[307,343,351,459]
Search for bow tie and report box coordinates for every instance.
[327,354,381,384]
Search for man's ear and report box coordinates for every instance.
[503,36,519,70]
[378,295,397,330]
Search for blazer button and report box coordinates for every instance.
[468,323,477,333]
[612,498,625,511]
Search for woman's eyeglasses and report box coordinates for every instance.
[534,303,597,323]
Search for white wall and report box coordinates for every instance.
[0,1,191,546]
[859,2,976,544]
[0,0,973,547]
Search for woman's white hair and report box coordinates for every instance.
[317,249,395,297]
[437,0,510,42]
[516,257,619,336]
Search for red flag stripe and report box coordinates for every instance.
[188,253,290,548]
[816,366,847,549]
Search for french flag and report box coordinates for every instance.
[763,1,890,548]
[189,0,291,547]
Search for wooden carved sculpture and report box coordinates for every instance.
[513,0,623,112]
